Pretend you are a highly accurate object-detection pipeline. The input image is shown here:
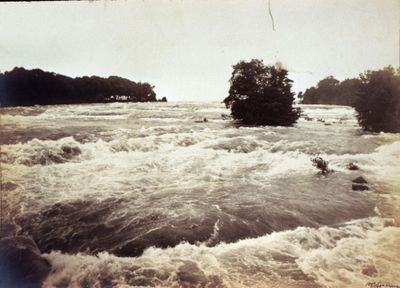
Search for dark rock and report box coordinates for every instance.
[0,223,18,238]
[352,184,369,191]
[61,145,81,156]
[383,219,395,227]
[311,156,333,175]
[352,176,368,184]
[194,118,208,123]
[177,261,207,287]
[0,236,51,288]
[347,162,359,170]
[2,182,18,191]
[361,264,378,277]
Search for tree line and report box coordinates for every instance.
[300,76,361,106]
[0,67,166,107]
[300,67,400,132]
[223,60,399,133]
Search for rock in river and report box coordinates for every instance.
[352,184,369,191]
[352,176,368,184]
[0,236,51,288]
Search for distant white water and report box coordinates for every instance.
[1,102,399,287]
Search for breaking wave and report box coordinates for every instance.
[1,137,82,166]
[41,217,399,288]
[2,102,400,287]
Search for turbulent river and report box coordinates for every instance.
[1,102,400,288]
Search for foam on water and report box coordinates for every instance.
[41,217,399,288]
[1,102,399,287]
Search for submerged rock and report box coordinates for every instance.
[194,118,208,123]
[177,261,207,287]
[311,156,333,175]
[347,162,360,170]
[61,145,81,156]
[352,184,369,191]
[2,181,18,191]
[352,176,368,184]
[0,236,51,288]
[361,264,378,277]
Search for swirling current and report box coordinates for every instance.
[1,102,399,287]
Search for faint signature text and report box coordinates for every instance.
[366,282,400,288]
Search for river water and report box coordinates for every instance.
[1,102,399,287]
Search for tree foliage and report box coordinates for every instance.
[223,59,300,126]
[0,67,158,107]
[301,76,361,106]
[354,66,400,132]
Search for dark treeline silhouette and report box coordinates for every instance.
[0,67,163,107]
[300,76,361,106]
[300,66,400,133]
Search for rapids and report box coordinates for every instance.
[1,102,399,287]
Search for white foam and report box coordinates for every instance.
[3,102,400,288]
[42,217,400,288]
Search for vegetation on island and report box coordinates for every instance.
[354,67,400,133]
[300,66,400,133]
[0,67,162,107]
[300,76,361,106]
[223,59,300,126]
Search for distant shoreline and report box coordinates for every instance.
[0,67,167,107]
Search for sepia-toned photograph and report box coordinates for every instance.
[0,0,399,287]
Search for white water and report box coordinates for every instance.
[1,102,399,287]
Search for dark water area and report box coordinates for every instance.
[1,102,400,287]
[15,184,376,258]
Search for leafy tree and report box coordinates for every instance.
[301,76,361,106]
[355,66,400,132]
[223,59,300,126]
[313,76,340,105]
[317,76,339,88]
[337,78,362,106]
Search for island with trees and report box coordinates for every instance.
[300,76,361,106]
[300,66,400,133]
[354,67,400,133]
[223,59,300,126]
[0,67,163,107]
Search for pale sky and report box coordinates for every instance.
[0,0,399,101]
